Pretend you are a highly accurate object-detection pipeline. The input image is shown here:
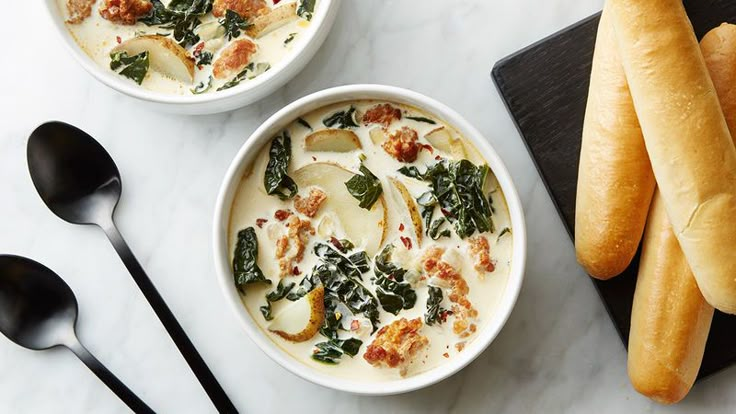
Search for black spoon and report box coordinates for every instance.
[27,121,237,414]
[0,255,154,413]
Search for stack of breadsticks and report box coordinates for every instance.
[575,0,736,405]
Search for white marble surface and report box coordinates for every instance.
[1,0,735,412]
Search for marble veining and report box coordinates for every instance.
[1,0,735,412]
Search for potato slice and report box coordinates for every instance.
[246,2,298,38]
[425,127,466,159]
[389,177,423,246]
[195,21,226,41]
[463,139,486,165]
[304,129,362,152]
[369,127,387,145]
[112,35,194,83]
[293,162,387,255]
[269,285,325,342]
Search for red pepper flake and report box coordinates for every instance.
[434,155,442,161]
[442,352,450,358]
[420,143,434,153]
[350,320,360,331]
[440,310,452,323]
[255,218,268,228]
[292,266,300,275]
[273,0,282,3]
[440,208,454,218]
[194,42,205,55]
[398,223,405,232]
[329,236,345,251]
[116,36,122,44]
[274,209,291,221]
[400,236,412,250]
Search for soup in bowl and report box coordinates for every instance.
[45,0,339,113]
[213,85,526,394]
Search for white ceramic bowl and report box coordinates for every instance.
[42,0,340,114]
[213,85,527,395]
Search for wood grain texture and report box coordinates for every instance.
[491,0,736,380]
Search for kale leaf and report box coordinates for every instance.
[195,50,213,66]
[296,0,316,21]
[220,9,250,40]
[322,106,359,129]
[296,117,312,130]
[405,116,437,124]
[399,159,494,239]
[232,227,271,292]
[110,51,149,85]
[286,273,320,301]
[373,245,417,315]
[284,32,297,45]
[345,164,383,210]
[312,243,380,332]
[260,279,295,321]
[314,243,371,282]
[191,76,213,94]
[425,286,450,326]
[217,62,271,91]
[264,130,299,200]
[139,0,212,47]
[290,241,371,364]
[311,338,363,364]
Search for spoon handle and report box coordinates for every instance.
[103,223,238,414]
[66,337,154,414]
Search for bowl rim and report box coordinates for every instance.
[42,0,337,106]
[212,84,527,395]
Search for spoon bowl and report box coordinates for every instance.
[27,121,121,226]
[0,255,77,350]
[0,255,153,412]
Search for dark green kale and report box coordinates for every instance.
[296,117,312,130]
[405,116,437,124]
[296,0,316,21]
[220,9,250,40]
[232,227,271,292]
[425,286,450,326]
[311,338,362,364]
[259,279,295,321]
[322,106,359,129]
[345,164,383,210]
[110,51,150,85]
[399,159,495,239]
[286,273,320,301]
[216,62,271,91]
[264,130,299,200]
[497,227,511,241]
[290,241,370,364]
[139,0,212,47]
[372,245,417,315]
[195,50,213,66]
[284,32,297,45]
[416,191,451,240]
[191,76,213,94]
[312,243,379,331]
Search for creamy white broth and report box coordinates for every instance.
[229,100,513,381]
[56,0,314,95]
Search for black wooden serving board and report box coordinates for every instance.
[492,0,736,380]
